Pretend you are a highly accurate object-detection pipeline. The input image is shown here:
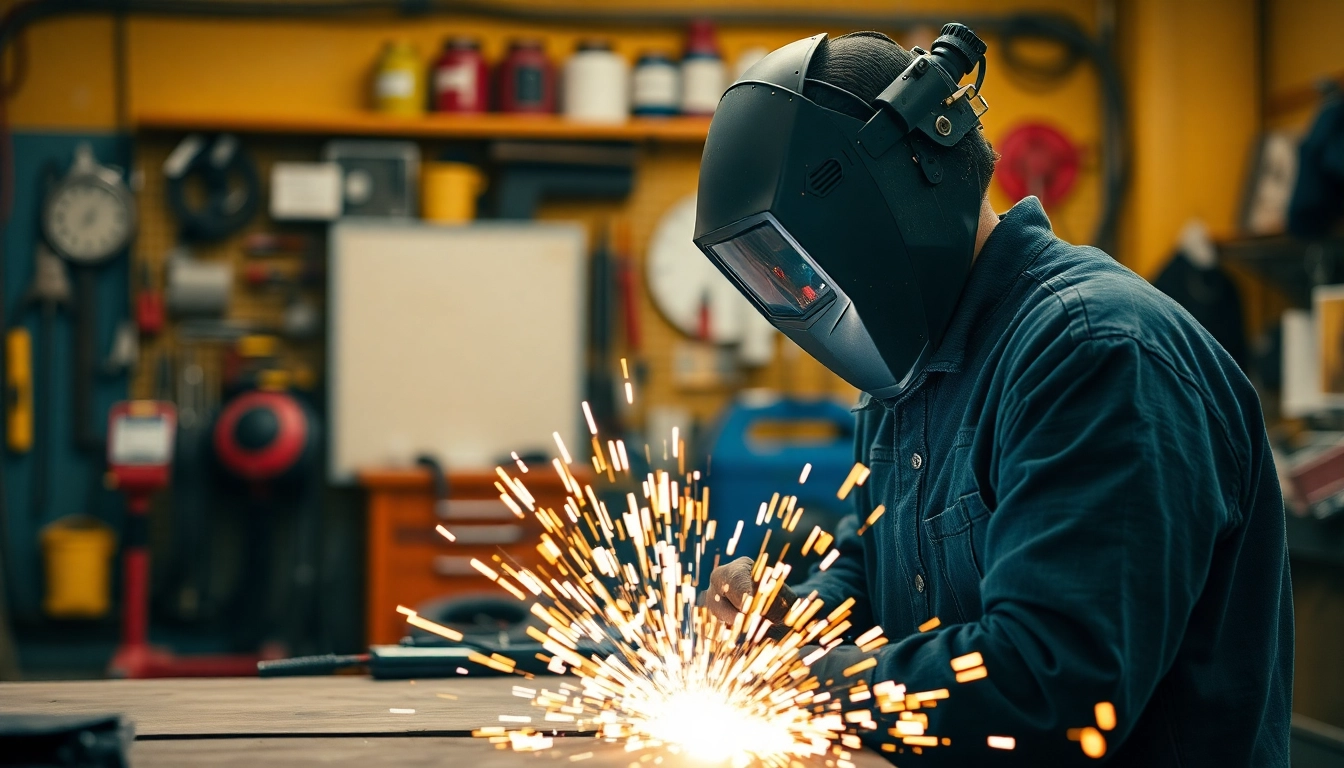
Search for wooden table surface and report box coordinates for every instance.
[0,677,893,767]
[0,677,541,736]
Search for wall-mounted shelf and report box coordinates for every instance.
[133,111,712,143]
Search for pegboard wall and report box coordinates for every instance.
[128,132,859,450]
[130,135,328,412]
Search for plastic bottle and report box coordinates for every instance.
[680,19,726,116]
[562,39,629,123]
[431,37,489,114]
[373,40,424,116]
[733,46,770,81]
[497,38,555,114]
[632,51,680,116]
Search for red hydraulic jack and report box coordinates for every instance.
[106,400,268,678]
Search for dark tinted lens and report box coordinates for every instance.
[707,223,829,317]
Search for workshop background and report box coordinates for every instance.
[0,0,1342,731]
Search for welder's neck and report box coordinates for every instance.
[972,195,999,263]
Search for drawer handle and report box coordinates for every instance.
[433,556,477,577]
[437,499,520,522]
[448,524,525,546]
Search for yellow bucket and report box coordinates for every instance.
[421,161,487,223]
[41,515,116,619]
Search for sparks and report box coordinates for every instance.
[398,396,976,765]
[639,688,812,764]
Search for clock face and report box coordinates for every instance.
[647,194,756,344]
[43,180,134,264]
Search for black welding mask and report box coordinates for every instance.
[694,24,990,398]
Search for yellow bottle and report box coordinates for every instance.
[373,40,424,116]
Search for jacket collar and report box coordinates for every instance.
[922,196,1057,375]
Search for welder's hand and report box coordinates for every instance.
[802,643,878,693]
[704,556,797,640]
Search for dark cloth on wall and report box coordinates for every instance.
[1289,91,1344,239]
[1152,251,1249,369]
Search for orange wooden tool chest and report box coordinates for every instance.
[361,469,567,646]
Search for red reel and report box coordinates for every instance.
[212,390,309,482]
[995,122,1080,208]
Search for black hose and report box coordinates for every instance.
[164,134,261,244]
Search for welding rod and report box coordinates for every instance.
[257,653,370,677]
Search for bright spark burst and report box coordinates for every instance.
[639,688,811,764]
[403,394,993,764]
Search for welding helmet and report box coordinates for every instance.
[694,24,990,398]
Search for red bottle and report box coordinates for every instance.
[432,37,489,113]
[496,38,555,114]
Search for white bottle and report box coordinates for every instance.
[733,46,769,81]
[632,52,681,116]
[680,19,726,116]
[563,40,630,123]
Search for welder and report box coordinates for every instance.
[696,25,1291,766]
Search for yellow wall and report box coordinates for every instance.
[1118,0,1261,279]
[1267,0,1344,131]
[2,13,118,128]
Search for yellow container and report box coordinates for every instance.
[373,39,424,116]
[5,327,32,452]
[422,162,487,223]
[41,515,116,619]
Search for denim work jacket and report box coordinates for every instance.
[795,197,1292,766]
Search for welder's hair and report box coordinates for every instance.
[802,31,997,200]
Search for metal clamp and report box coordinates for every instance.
[944,84,989,118]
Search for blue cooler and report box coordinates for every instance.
[704,395,856,566]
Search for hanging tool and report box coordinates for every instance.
[489,141,634,219]
[165,246,231,318]
[164,134,260,243]
[242,261,323,289]
[11,246,71,521]
[4,327,32,453]
[280,293,320,340]
[105,400,264,678]
[135,262,164,336]
[211,388,322,654]
[587,221,618,435]
[242,232,314,257]
[102,320,138,375]
[177,347,205,430]
[40,143,137,452]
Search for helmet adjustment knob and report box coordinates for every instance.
[931,22,986,81]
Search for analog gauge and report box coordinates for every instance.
[41,143,136,265]
[647,193,755,344]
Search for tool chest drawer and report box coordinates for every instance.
[361,469,566,645]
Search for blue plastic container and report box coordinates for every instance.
[703,395,855,566]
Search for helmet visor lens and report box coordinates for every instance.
[705,221,831,318]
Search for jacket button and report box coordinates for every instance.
[915,573,926,592]
[911,453,923,470]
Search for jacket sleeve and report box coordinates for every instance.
[790,406,877,631]
[852,335,1233,764]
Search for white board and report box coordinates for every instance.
[329,221,586,481]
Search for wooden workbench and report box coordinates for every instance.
[0,677,892,767]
